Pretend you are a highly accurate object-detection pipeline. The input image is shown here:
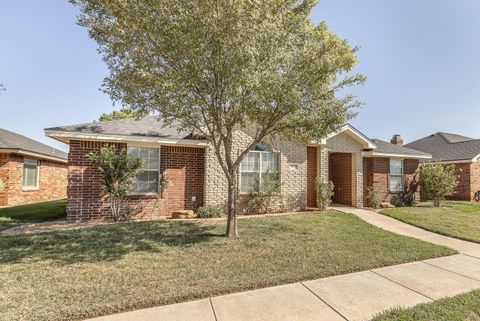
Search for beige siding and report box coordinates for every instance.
[204,129,307,212]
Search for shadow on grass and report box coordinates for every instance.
[0,220,222,265]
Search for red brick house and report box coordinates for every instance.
[406,132,480,201]
[45,117,430,221]
[0,129,68,207]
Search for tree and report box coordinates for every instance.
[0,84,5,93]
[0,179,4,192]
[420,163,458,207]
[87,145,144,221]
[71,0,365,236]
[99,107,143,122]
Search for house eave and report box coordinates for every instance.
[422,158,477,164]
[362,151,432,160]
[44,130,209,148]
[0,148,68,163]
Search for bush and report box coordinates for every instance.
[197,205,224,218]
[366,186,382,210]
[247,172,281,214]
[420,163,458,207]
[403,193,416,207]
[475,190,480,202]
[87,145,144,221]
[315,180,334,211]
[390,195,405,207]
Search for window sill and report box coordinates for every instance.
[22,188,39,192]
[127,193,159,197]
[388,191,404,194]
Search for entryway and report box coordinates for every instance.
[329,152,353,206]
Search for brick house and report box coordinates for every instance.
[45,117,430,221]
[406,132,480,201]
[0,128,68,207]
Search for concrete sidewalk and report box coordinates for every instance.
[86,208,480,321]
[87,254,480,321]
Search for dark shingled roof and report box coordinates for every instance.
[0,128,67,160]
[46,116,194,140]
[370,139,431,157]
[405,132,480,162]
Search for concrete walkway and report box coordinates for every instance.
[86,207,480,321]
[330,205,480,256]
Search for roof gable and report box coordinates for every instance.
[321,124,377,149]
[406,132,480,162]
[0,128,67,161]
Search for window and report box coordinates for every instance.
[23,158,39,189]
[240,143,279,193]
[389,159,404,192]
[127,147,160,194]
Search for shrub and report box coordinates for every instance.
[315,180,334,211]
[403,193,416,207]
[247,172,281,214]
[420,163,458,207]
[475,190,480,202]
[366,186,382,210]
[87,145,144,221]
[197,205,224,218]
[390,195,405,207]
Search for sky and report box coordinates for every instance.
[1,1,480,152]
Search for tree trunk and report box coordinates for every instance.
[433,196,441,207]
[226,171,238,237]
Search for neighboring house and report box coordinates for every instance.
[406,132,480,201]
[45,117,430,221]
[0,128,68,207]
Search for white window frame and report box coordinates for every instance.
[127,146,161,195]
[22,158,40,190]
[239,145,280,194]
[389,158,404,193]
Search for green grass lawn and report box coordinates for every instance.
[0,199,66,231]
[0,211,455,321]
[381,201,480,243]
[373,289,480,321]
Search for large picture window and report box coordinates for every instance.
[389,159,404,192]
[240,143,279,193]
[127,147,160,194]
[23,158,39,189]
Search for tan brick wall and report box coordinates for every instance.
[0,153,67,206]
[66,140,205,221]
[319,131,364,207]
[204,129,308,212]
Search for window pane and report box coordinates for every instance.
[148,149,159,170]
[390,175,403,192]
[241,152,259,172]
[128,147,159,194]
[240,172,258,193]
[390,159,403,175]
[23,160,39,188]
[127,147,138,156]
[254,143,271,152]
[261,153,278,173]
